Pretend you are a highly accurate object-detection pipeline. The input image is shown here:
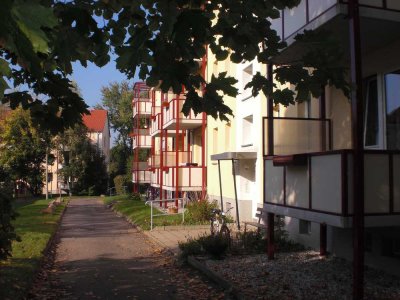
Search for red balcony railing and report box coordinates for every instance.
[163,98,202,127]
[162,166,203,191]
[132,129,152,148]
[150,113,162,136]
[132,170,151,183]
[133,101,152,118]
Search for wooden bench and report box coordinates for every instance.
[243,207,268,233]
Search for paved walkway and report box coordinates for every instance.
[32,198,224,299]
[144,225,210,255]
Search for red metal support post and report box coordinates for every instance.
[349,0,365,298]
[175,96,180,207]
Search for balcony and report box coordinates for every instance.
[150,168,160,188]
[272,0,400,43]
[264,150,400,228]
[263,117,331,156]
[132,161,149,171]
[133,100,152,119]
[132,128,151,149]
[150,113,162,136]
[162,166,204,191]
[149,154,160,168]
[132,170,151,184]
[162,98,203,130]
[150,112,185,137]
[272,0,400,64]
[163,151,192,167]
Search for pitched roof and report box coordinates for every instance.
[82,109,108,132]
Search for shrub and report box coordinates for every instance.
[0,183,19,260]
[198,234,229,258]
[178,237,203,259]
[231,230,267,254]
[88,185,95,196]
[113,175,125,195]
[185,200,218,224]
[129,192,142,201]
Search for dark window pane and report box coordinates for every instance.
[365,78,379,147]
[385,71,400,150]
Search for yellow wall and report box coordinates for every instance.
[206,50,238,204]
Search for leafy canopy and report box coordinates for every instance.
[1,0,349,128]
[0,107,51,195]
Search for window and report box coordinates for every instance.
[213,128,218,154]
[242,64,253,100]
[364,76,381,148]
[242,115,253,147]
[299,219,311,235]
[385,70,400,150]
[363,70,400,150]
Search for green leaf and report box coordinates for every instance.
[0,78,10,101]
[0,59,11,77]
[11,0,58,54]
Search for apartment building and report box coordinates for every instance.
[131,82,207,204]
[261,0,400,296]
[206,51,268,223]
[43,109,110,195]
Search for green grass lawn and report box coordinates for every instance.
[104,195,184,230]
[0,198,67,300]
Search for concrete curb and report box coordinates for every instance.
[187,256,245,300]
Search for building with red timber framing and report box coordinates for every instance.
[132,61,207,205]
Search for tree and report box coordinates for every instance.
[0,108,51,195]
[99,81,134,147]
[109,141,130,179]
[1,0,349,130]
[57,124,108,196]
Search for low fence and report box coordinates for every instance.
[145,198,186,230]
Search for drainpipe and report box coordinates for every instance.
[266,63,275,260]
[231,159,240,231]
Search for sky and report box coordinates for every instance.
[70,55,132,109]
[70,54,137,145]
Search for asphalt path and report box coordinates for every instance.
[31,198,223,300]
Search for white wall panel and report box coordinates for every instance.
[364,154,389,214]
[286,165,309,208]
[311,155,342,213]
[264,160,284,204]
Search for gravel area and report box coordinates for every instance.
[204,250,400,299]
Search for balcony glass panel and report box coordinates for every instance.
[264,117,331,156]
[163,151,192,167]
[283,0,307,38]
[132,162,149,171]
[309,0,337,20]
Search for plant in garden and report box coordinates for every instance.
[178,237,203,259]
[185,200,218,224]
